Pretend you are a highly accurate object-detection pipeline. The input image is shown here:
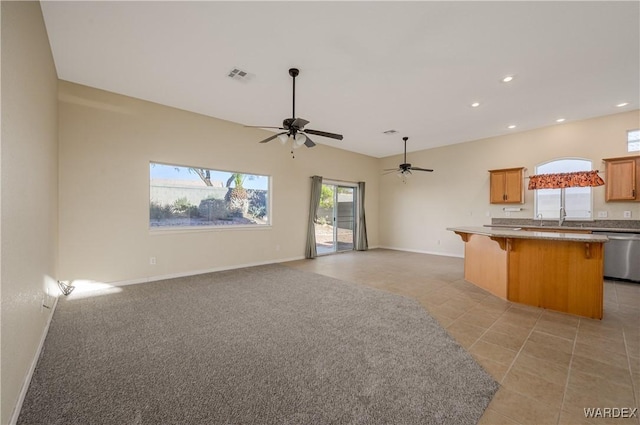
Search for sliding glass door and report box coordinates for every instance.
[315,183,355,255]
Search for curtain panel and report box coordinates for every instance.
[528,170,604,190]
[355,181,368,251]
[305,175,323,259]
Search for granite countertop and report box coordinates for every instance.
[447,226,609,243]
[486,224,640,234]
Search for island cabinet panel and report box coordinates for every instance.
[463,234,508,299]
[507,239,603,319]
[448,226,606,319]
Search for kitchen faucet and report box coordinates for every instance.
[536,213,544,226]
[559,207,567,226]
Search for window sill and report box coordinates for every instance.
[149,224,272,235]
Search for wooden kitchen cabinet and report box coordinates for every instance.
[603,155,640,201]
[489,167,525,204]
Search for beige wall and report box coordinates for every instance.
[379,110,640,257]
[58,81,379,284]
[1,2,59,424]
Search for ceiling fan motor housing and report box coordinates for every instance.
[283,118,296,130]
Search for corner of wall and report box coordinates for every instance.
[1,2,60,424]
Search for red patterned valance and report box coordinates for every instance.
[528,170,604,190]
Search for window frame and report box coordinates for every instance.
[628,129,640,152]
[533,157,594,221]
[149,161,272,232]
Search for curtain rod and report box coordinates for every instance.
[310,176,360,185]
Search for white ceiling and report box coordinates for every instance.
[41,1,640,158]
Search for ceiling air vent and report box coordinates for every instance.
[227,67,253,82]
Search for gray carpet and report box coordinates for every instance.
[18,264,498,425]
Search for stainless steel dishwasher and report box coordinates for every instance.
[594,232,640,282]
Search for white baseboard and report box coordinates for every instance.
[377,245,464,259]
[109,255,307,287]
[10,296,59,425]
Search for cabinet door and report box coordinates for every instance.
[504,169,523,203]
[490,172,507,203]
[606,159,637,201]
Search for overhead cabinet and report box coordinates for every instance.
[489,167,525,204]
[603,155,640,202]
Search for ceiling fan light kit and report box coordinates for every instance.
[246,68,343,158]
[397,169,411,183]
[384,136,434,183]
[277,133,289,145]
[294,133,307,148]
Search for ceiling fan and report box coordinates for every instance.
[384,137,434,181]
[245,68,343,154]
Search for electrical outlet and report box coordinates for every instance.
[41,293,51,312]
[597,211,608,218]
[505,211,511,217]
[623,211,632,218]
[150,257,156,265]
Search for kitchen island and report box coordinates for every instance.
[447,226,608,319]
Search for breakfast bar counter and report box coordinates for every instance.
[447,226,608,319]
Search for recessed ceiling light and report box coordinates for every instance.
[501,75,514,83]
[616,102,630,108]
[556,118,566,123]
[471,102,480,108]
[507,124,516,129]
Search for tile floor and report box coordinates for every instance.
[284,249,640,425]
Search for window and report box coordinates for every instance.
[534,158,593,219]
[150,162,269,229]
[628,129,640,152]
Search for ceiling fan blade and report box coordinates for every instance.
[244,125,285,130]
[303,128,344,140]
[383,168,400,171]
[383,169,400,175]
[259,132,287,144]
[303,135,316,148]
[411,167,434,172]
[291,118,309,129]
